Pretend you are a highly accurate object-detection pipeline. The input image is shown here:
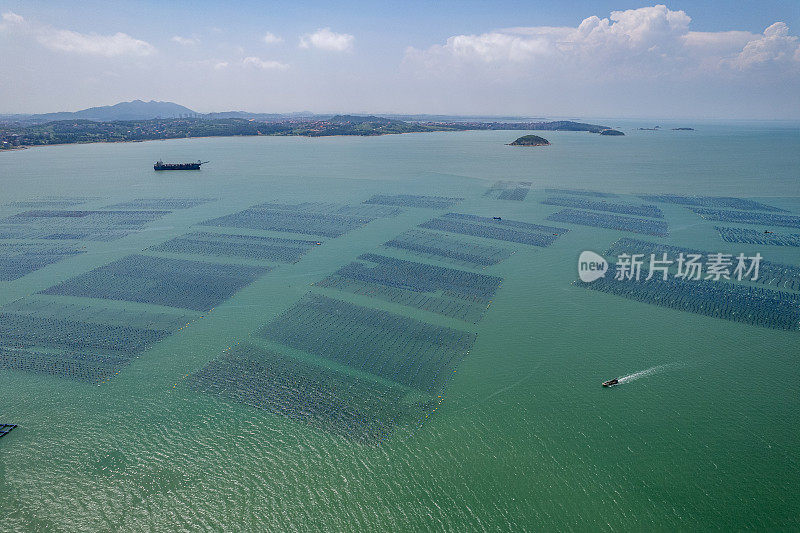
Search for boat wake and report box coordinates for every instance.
[617,363,682,385]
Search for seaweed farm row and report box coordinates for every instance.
[0,424,16,439]
[606,238,800,292]
[104,197,216,210]
[484,181,531,201]
[149,232,321,263]
[200,202,386,237]
[256,293,476,394]
[255,201,402,218]
[383,229,513,267]
[691,208,800,229]
[543,188,618,198]
[639,194,785,213]
[187,343,426,444]
[363,194,463,209]
[0,299,192,383]
[716,227,800,247]
[577,272,800,330]
[5,197,98,208]
[315,253,502,323]
[541,196,664,218]
[0,209,172,241]
[547,208,669,237]
[0,242,85,281]
[420,213,567,247]
[41,254,269,311]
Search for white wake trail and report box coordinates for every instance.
[617,363,682,384]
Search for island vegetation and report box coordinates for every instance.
[599,129,625,136]
[0,101,617,149]
[508,135,550,146]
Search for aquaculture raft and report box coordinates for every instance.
[0,424,17,439]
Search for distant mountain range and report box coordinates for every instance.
[0,100,542,125]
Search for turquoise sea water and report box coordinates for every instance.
[0,124,799,531]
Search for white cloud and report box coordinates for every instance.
[728,22,800,69]
[214,61,229,70]
[37,29,156,57]
[2,11,24,24]
[171,35,199,46]
[263,32,282,45]
[242,56,288,70]
[299,27,353,52]
[404,5,799,79]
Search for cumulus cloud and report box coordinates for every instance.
[2,11,24,24]
[214,61,229,70]
[37,29,156,56]
[242,56,288,70]
[299,27,354,52]
[728,22,800,69]
[263,32,282,44]
[171,35,199,46]
[404,5,799,79]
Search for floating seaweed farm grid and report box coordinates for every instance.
[690,208,800,230]
[41,254,269,311]
[256,202,403,218]
[484,181,532,201]
[547,208,669,237]
[0,209,171,241]
[606,238,800,292]
[715,227,800,247]
[363,194,463,209]
[316,253,502,323]
[256,293,476,393]
[187,343,426,444]
[0,424,17,439]
[0,242,85,281]
[420,212,567,247]
[639,194,786,213]
[105,198,216,210]
[544,188,618,198]
[149,232,321,263]
[541,196,664,218]
[384,229,513,267]
[577,273,800,330]
[200,203,382,238]
[6,197,99,208]
[0,299,192,383]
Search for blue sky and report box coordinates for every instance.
[1,1,798,118]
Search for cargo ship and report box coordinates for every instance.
[154,160,208,171]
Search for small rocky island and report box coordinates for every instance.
[508,134,550,146]
[672,127,695,131]
[599,129,625,136]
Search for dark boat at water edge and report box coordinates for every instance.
[602,378,619,387]
[154,160,208,170]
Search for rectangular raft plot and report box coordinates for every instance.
[691,208,800,230]
[7,197,98,208]
[544,188,618,198]
[316,253,503,323]
[606,238,800,292]
[577,272,800,330]
[547,208,669,237]
[149,232,320,263]
[541,197,664,218]
[639,194,786,213]
[716,227,800,247]
[0,209,171,241]
[105,198,216,210]
[41,254,269,311]
[419,213,567,247]
[383,229,513,267]
[256,202,403,218]
[200,205,373,238]
[187,343,425,444]
[363,194,463,209]
[0,424,16,439]
[0,242,85,281]
[484,181,531,201]
[256,293,476,393]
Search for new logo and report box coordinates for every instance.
[578,251,608,282]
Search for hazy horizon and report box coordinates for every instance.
[1,1,799,119]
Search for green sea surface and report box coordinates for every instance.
[0,124,799,531]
